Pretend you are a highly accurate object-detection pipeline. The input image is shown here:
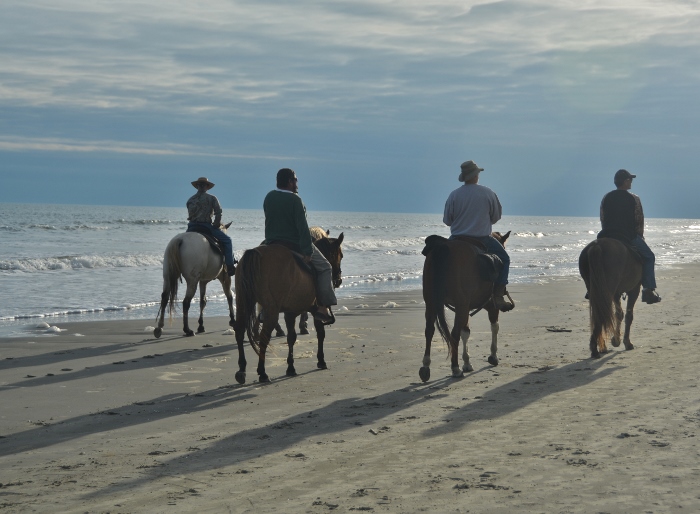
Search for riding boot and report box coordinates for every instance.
[642,289,661,304]
[493,284,514,312]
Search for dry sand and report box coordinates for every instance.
[1,265,699,513]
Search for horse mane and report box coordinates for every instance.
[309,226,329,242]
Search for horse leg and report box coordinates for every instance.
[154,289,168,339]
[314,318,327,370]
[610,295,624,348]
[487,307,500,366]
[420,309,435,382]
[218,274,235,328]
[256,315,277,383]
[299,312,310,335]
[197,281,207,333]
[623,286,640,350]
[233,300,248,384]
[461,326,473,372]
[284,312,298,376]
[450,310,467,378]
[590,323,603,359]
[182,281,197,337]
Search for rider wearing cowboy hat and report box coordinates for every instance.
[443,160,514,312]
[186,177,236,276]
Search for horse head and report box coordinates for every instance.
[314,232,344,288]
[492,230,511,247]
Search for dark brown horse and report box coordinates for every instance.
[419,231,511,382]
[233,233,344,383]
[579,238,642,358]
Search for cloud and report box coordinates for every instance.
[0,136,297,160]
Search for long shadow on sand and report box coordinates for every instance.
[74,354,621,500]
[0,335,242,390]
[421,353,624,438]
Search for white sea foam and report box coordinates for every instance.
[0,254,163,272]
[381,301,398,308]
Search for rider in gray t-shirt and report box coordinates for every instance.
[443,160,513,312]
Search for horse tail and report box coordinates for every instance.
[237,249,262,355]
[156,236,183,323]
[588,242,614,349]
[431,244,454,355]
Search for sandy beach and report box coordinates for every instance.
[1,264,699,513]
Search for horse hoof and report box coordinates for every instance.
[275,331,286,338]
[625,343,634,351]
[235,371,246,384]
[197,327,205,334]
[286,367,297,377]
[611,338,621,348]
[184,330,195,337]
[451,368,464,378]
[591,351,601,359]
[462,363,474,373]
[153,328,162,339]
[419,367,430,383]
[300,329,310,335]
[229,319,235,328]
[258,374,270,383]
[488,356,499,366]
[317,361,327,370]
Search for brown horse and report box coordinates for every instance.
[233,233,344,383]
[419,231,511,382]
[579,238,642,358]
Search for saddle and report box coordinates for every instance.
[187,225,224,255]
[422,234,504,282]
[596,230,642,264]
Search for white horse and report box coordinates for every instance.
[154,223,235,338]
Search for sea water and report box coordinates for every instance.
[1,203,699,336]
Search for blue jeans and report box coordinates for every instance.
[187,222,235,269]
[631,235,656,289]
[451,234,510,285]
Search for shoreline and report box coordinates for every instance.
[1,263,699,512]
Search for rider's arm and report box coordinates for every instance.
[490,192,502,224]
[211,195,223,227]
[633,194,644,238]
[443,194,454,227]
[294,197,313,256]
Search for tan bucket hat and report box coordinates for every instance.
[458,160,484,182]
[191,177,215,190]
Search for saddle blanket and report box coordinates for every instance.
[421,234,503,282]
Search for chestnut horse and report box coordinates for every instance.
[153,223,235,338]
[579,238,642,358]
[419,231,511,382]
[233,232,344,383]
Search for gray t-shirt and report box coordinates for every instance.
[443,184,502,237]
[187,191,223,225]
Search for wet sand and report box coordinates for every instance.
[1,264,699,513]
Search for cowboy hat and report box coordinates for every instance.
[191,177,215,190]
[458,160,484,182]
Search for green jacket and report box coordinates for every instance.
[263,190,313,256]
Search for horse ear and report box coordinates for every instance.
[502,230,511,242]
[336,232,344,245]
[326,229,330,236]
[225,222,232,229]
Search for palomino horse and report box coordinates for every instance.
[419,231,511,382]
[234,232,344,383]
[579,238,642,358]
[153,223,235,338]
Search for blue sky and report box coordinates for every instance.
[1,0,699,217]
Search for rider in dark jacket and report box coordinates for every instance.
[599,169,661,304]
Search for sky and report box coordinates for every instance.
[1,0,699,217]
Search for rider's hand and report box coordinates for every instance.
[303,255,312,264]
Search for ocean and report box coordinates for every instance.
[1,202,699,337]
